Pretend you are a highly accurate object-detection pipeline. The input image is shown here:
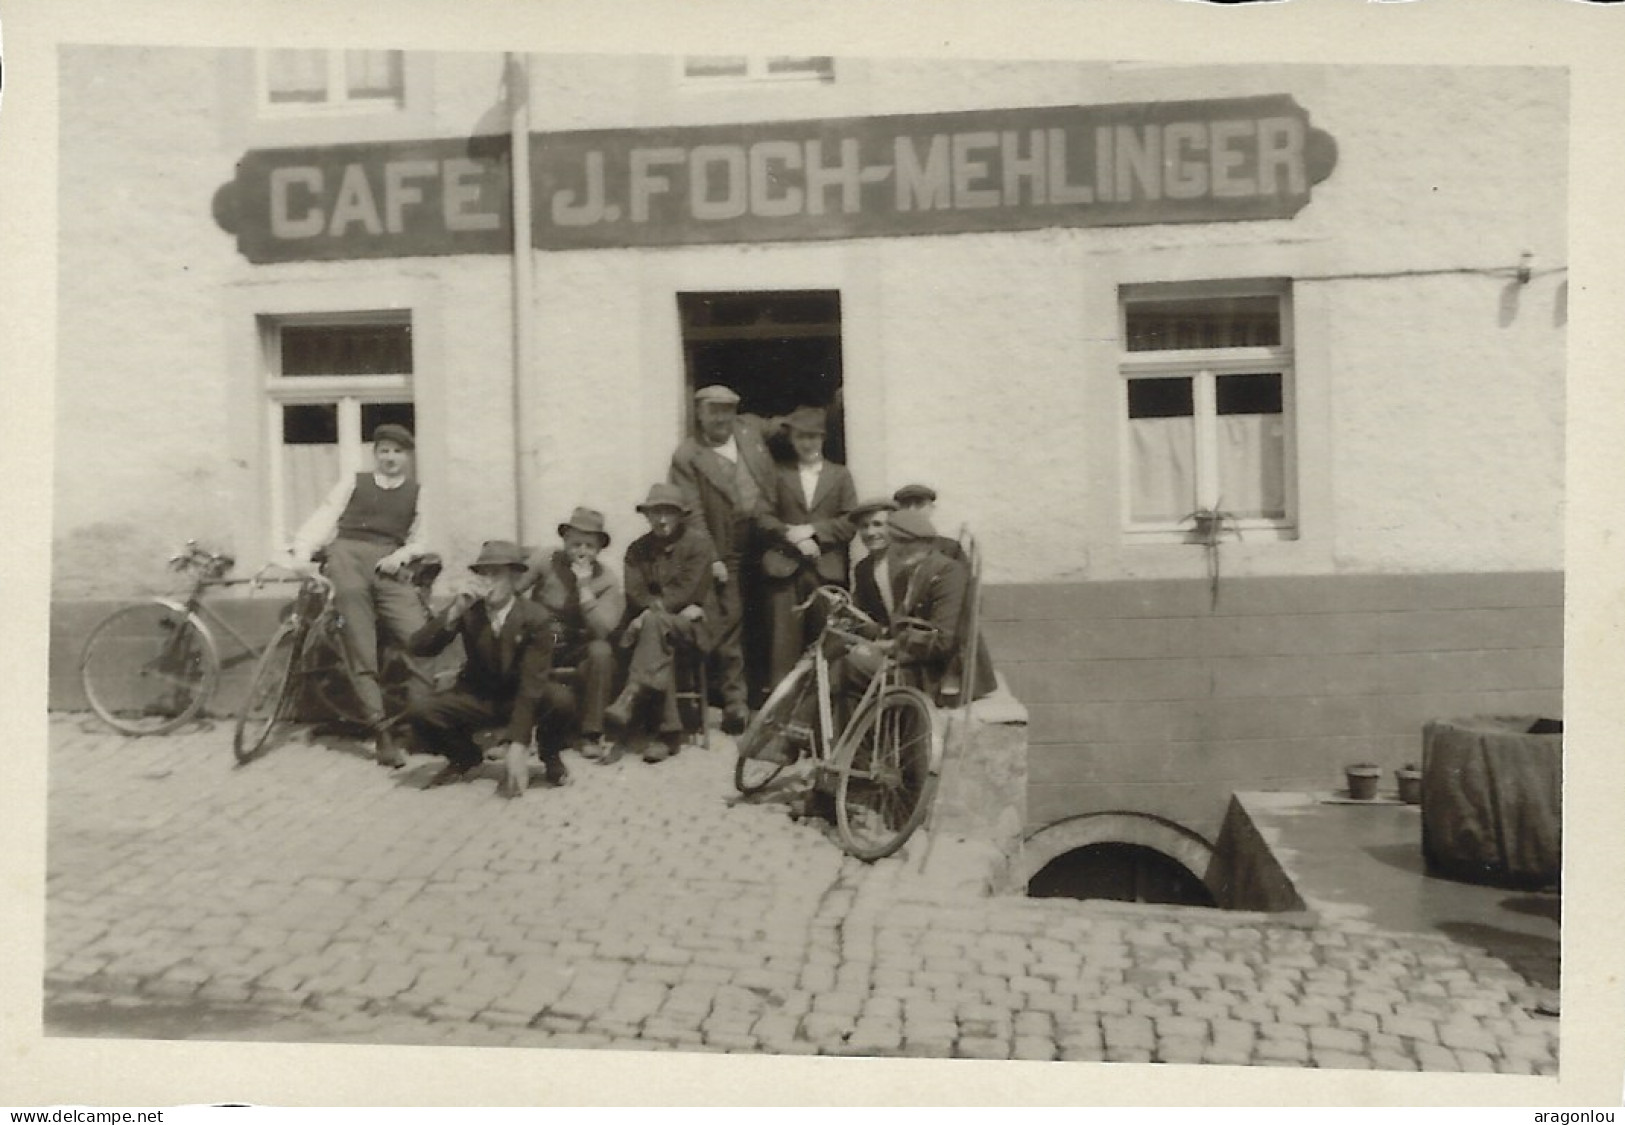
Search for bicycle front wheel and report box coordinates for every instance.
[233,621,302,764]
[834,685,940,861]
[80,602,219,736]
[733,658,815,796]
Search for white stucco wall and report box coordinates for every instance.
[52,51,1565,597]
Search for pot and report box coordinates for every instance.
[1344,763,1382,801]
[1395,765,1423,805]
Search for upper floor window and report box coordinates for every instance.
[681,56,834,84]
[1120,283,1296,538]
[259,49,406,115]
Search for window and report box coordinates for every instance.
[1119,283,1294,535]
[262,313,415,547]
[259,49,405,114]
[681,56,834,83]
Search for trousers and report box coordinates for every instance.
[324,536,429,727]
[404,683,575,769]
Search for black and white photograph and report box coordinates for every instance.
[5,0,1625,1109]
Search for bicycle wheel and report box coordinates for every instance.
[303,624,370,728]
[733,659,815,795]
[232,621,302,764]
[834,685,940,861]
[80,602,219,735]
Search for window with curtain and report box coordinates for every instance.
[681,56,834,83]
[261,49,405,113]
[1120,285,1294,534]
[262,314,415,548]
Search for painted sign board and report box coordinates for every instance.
[214,95,1337,262]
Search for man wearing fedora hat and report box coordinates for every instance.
[606,483,721,763]
[668,384,781,728]
[521,507,625,760]
[289,422,430,768]
[758,405,858,688]
[403,540,570,797]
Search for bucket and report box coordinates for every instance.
[1345,764,1381,801]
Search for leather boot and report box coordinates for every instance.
[603,684,647,736]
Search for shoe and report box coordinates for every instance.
[497,743,530,799]
[375,731,405,769]
[644,732,683,763]
[578,737,606,761]
[800,787,838,824]
[427,760,475,788]
[542,753,571,787]
[721,703,750,736]
[598,743,625,766]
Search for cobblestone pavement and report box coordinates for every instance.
[44,714,1558,1072]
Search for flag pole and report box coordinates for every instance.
[508,52,535,547]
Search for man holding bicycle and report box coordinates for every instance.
[288,422,429,768]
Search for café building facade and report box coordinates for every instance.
[54,48,1565,891]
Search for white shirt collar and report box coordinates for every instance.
[487,599,515,635]
[712,434,739,463]
[373,471,408,491]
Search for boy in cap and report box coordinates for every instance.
[892,482,966,562]
[289,422,430,767]
[758,405,858,688]
[521,507,625,760]
[606,484,721,763]
[847,496,899,627]
[403,540,570,797]
[668,384,780,727]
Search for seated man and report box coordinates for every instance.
[523,506,625,762]
[403,540,571,798]
[604,483,720,764]
[289,422,430,768]
[892,481,998,702]
[848,496,900,627]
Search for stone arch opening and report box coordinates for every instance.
[1017,813,1218,906]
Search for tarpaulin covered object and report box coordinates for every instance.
[1421,716,1562,888]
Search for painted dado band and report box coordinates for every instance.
[214,95,1338,262]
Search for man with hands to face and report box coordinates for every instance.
[402,540,570,798]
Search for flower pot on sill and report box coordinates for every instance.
[1395,765,1423,805]
[1344,763,1382,801]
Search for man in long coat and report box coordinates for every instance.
[757,406,858,689]
[668,384,780,723]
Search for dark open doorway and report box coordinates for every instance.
[1028,843,1218,908]
[677,290,845,464]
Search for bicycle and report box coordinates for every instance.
[79,541,282,735]
[232,553,444,764]
[733,585,943,861]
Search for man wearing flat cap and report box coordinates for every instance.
[891,482,997,702]
[522,507,625,761]
[403,540,570,797]
[877,509,981,703]
[848,496,899,628]
[758,405,859,688]
[668,383,781,723]
[289,422,430,768]
[606,483,721,763]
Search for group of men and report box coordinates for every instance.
[288,387,994,800]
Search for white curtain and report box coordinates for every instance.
[345,51,402,98]
[1218,414,1286,518]
[1130,416,1195,524]
[265,50,327,102]
[283,443,340,535]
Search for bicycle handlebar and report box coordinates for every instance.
[793,584,880,630]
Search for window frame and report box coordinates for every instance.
[1117,280,1298,541]
[260,310,415,549]
[255,48,407,117]
[677,55,836,86]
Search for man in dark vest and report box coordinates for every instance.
[290,422,429,768]
[668,384,781,722]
